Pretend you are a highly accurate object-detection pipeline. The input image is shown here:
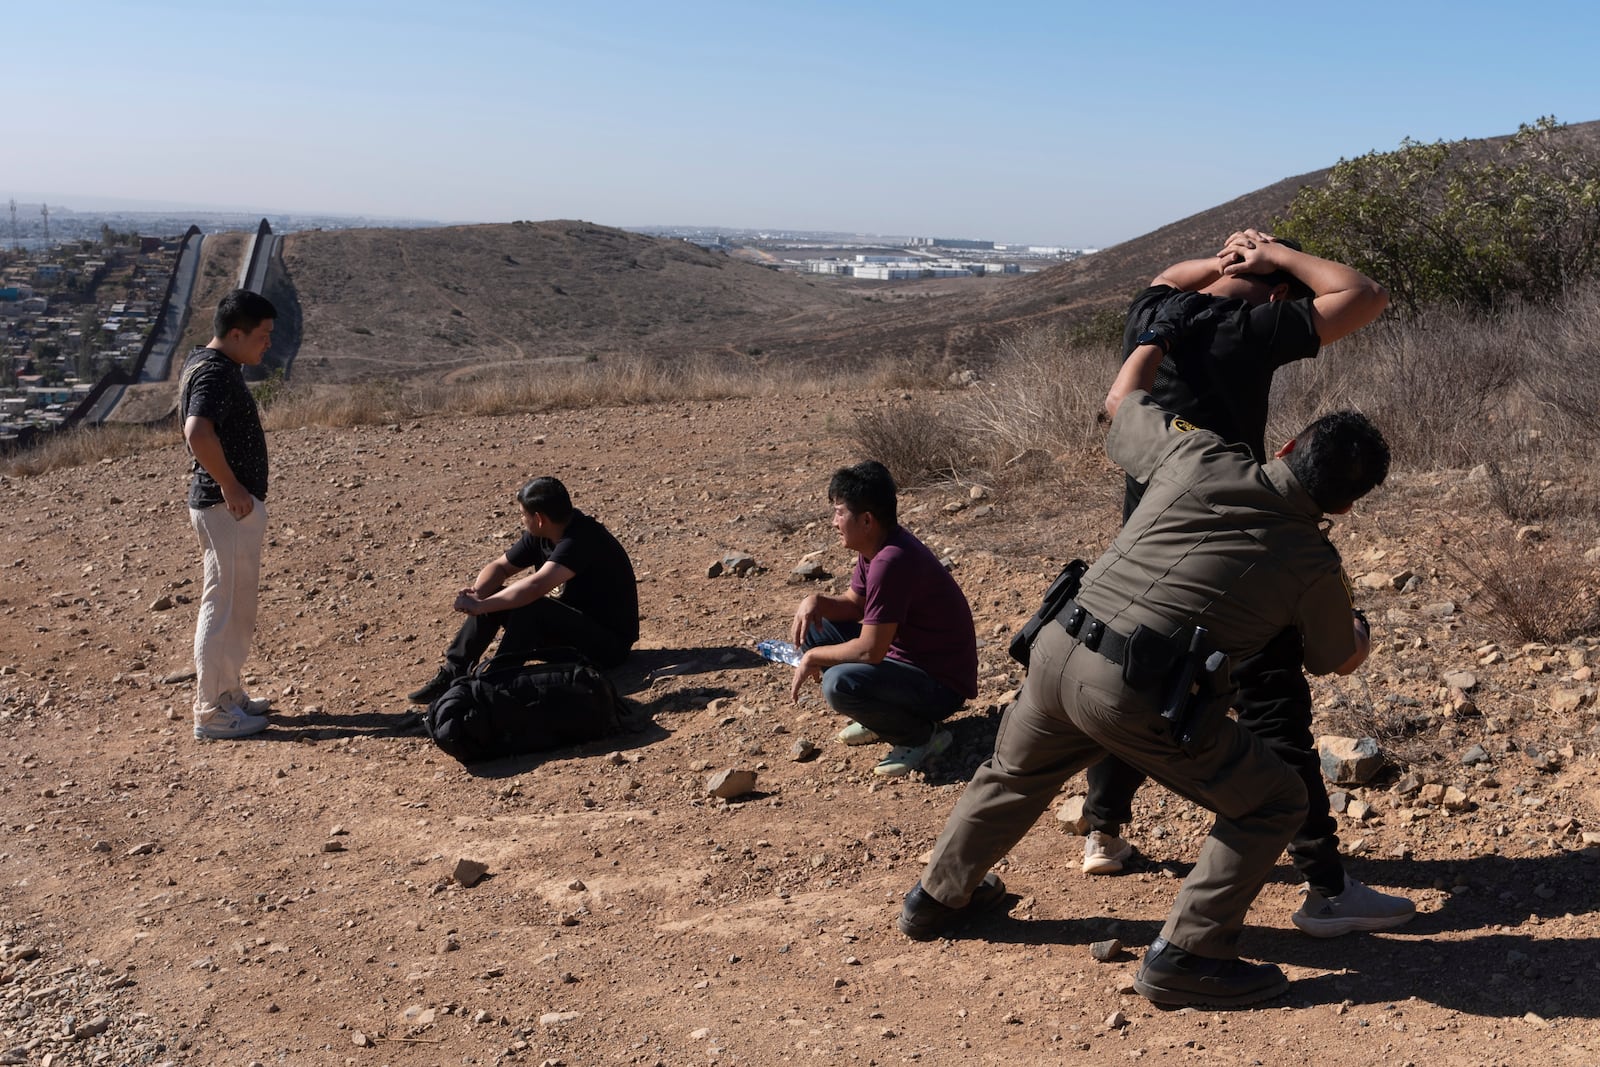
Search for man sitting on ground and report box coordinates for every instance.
[788,461,978,777]
[408,476,638,703]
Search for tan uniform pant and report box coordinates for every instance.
[920,619,1306,959]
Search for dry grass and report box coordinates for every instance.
[847,325,1118,490]
[256,352,873,432]
[1268,286,1600,472]
[956,325,1117,469]
[1320,681,1442,769]
[0,423,174,478]
[3,352,931,477]
[849,396,966,488]
[1444,529,1600,643]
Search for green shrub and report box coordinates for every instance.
[1276,117,1600,316]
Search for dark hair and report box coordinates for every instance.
[1246,236,1315,300]
[213,289,277,339]
[828,461,898,529]
[1286,410,1390,512]
[516,476,574,522]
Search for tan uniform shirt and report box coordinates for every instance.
[1077,391,1357,674]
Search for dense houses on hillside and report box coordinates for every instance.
[0,235,181,443]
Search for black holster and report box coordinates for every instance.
[1009,559,1087,669]
[1159,626,1234,747]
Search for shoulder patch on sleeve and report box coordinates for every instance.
[1169,416,1196,433]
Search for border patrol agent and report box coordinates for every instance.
[896,374,1390,1009]
[1078,229,1413,941]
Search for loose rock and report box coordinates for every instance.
[708,768,758,799]
[1089,939,1122,962]
[1318,736,1384,784]
[453,858,490,887]
[1055,794,1090,835]
[789,561,831,583]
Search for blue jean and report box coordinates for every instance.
[804,620,964,746]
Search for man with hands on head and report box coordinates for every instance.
[1088,227,1413,939]
[407,476,638,705]
[788,461,978,778]
[897,343,1392,1008]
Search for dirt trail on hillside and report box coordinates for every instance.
[1,392,1597,1066]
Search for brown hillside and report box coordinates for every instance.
[279,220,864,384]
[779,118,1600,369]
[271,120,1600,385]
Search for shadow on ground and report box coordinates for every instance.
[942,848,1600,1018]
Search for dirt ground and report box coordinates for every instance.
[1,392,1598,1066]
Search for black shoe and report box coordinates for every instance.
[897,872,1006,941]
[407,667,457,705]
[1133,938,1288,1008]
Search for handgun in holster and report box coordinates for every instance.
[1159,626,1233,746]
[1008,559,1088,669]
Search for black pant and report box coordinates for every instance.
[444,598,628,674]
[1082,625,1344,897]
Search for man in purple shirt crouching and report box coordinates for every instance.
[788,461,979,777]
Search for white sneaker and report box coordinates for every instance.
[1082,830,1134,874]
[194,704,269,740]
[1292,877,1415,937]
[224,690,272,716]
[873,729,952,777]
[836,721,881,746]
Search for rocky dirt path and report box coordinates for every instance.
[0,392,1597,1066]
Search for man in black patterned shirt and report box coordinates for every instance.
[180,289,276,740]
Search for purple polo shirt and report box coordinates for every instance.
[851,526,978,699]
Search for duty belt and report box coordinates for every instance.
[1054,599,1135,668]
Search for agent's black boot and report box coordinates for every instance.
[1134,938,1288,1008]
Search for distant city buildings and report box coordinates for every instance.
[805,254,1022,280]
[629,225,1097,279]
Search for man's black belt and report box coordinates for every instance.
[1054,599,1134,667]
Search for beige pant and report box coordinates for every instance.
[189,497,267,713]
[920,619,1305,959]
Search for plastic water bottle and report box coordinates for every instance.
[755,639,802,666]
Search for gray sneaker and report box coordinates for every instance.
[1292,877,1415,937]
[1082,830,1134,874]
[223,690,272,716]
[194,704,269,740]
[874,728,952,777]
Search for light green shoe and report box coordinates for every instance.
[874,728,952,777]
[836,721,881,746]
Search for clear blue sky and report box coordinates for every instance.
[8,0,1598,246]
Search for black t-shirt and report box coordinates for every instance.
[180,346,268,509]
[1121,286,1319,516]
[505,510,639,646]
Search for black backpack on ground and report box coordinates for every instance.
[423,657,628,763]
